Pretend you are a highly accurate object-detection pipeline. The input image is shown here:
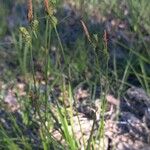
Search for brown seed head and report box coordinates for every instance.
[44,0,49,13]
[80,20,91,43]
[103,30,109,48]
[27,0,33,22]
[44,0,54,16]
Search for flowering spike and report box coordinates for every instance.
[44,0,54,16]
[80,20,92,43]
[27,0,33,23]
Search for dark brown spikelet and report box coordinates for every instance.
[27,0,33,23]
[103,30,109,49]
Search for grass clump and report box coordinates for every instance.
[0,0,150,149]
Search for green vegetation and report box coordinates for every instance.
[0,0,150,149]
